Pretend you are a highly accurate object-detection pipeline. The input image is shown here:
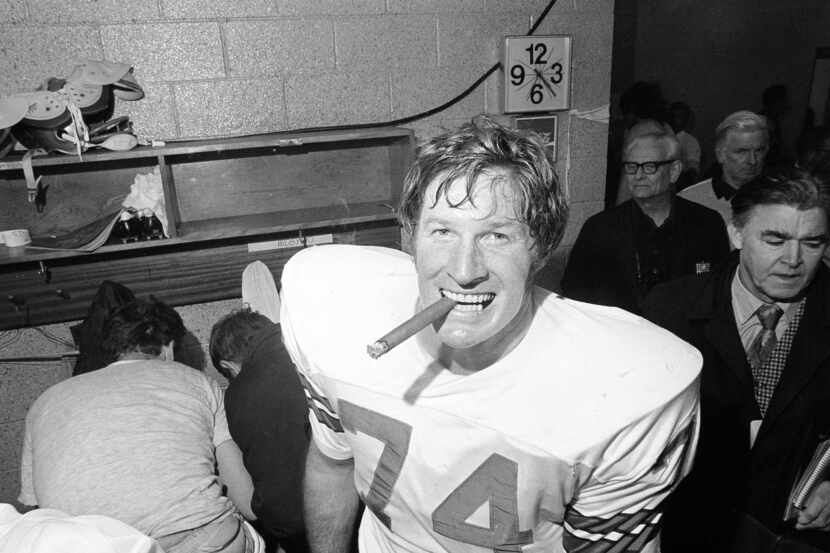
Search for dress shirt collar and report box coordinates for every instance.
[731,266,798,329]
[710,165,740,201]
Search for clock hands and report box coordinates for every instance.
[532,67,557,98]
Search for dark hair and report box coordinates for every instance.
[731,167,830,228]
[397,116,568,269]
[102,297,185,357]
[209,308,272,379]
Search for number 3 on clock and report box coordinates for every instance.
[504,35,572,114]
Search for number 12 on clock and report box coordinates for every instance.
[504,35,572,114]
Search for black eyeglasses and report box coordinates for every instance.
[621,159,677,175]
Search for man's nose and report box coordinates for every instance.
[449,238,488,286]
[782,241,803,267]
[747,150,758,165]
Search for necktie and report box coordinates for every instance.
[747,303,784,369]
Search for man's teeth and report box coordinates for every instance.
[441,290,495,307]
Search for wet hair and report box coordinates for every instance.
[209,308,272,379]
[622,119,681,161]
[715,110,769,150]
[397,116,568,268]
[102,297,185,357]
[730,167,830,228]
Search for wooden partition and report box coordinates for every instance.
[0,128,414,329]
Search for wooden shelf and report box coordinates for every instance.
[0,202,397,266]
[0,127,411,172]
[0,127,414,328]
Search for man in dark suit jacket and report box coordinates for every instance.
[644,169,830,552]
[562,121,729,314]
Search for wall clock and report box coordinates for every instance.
[504,35,572,113]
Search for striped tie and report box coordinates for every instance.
[747,303,783,369]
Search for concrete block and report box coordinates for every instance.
[560,199,602,247]
[438,13,528,68]
[115,82,178,141]
[102,23,224,82]
[0,470,19,505]
[225,19,334,78]
[391,65,487,121]
[164,0,276,18]
[0,25,103,95]
[567,156,608,203]
[534,246,570,293]
[401,114,472,144]
[335,15,436,70]
[571,59,612,112]
[568,117,609,161]
[175,78,286,138]
[285,70,390,128]
[0,0,26,24]
[576,0,614,12]
[484,0,556,14]
[277,0,384,16]
[26,0,158,23]
[0,420,23,473]
[387,0,483,13]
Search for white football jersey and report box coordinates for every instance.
[281,245,701,553]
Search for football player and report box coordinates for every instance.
[280,116,702,553]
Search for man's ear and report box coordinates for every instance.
[669,159,683,184]
[727,222,743,250]
[715,143,726,165]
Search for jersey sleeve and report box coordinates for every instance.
[280,251,353,461]
[563,381,700,553]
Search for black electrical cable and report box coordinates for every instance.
[284,0,560,134]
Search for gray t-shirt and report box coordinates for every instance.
[19,359,235,540]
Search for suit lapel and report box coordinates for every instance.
[763,270,830,425]
[691,256,757,398]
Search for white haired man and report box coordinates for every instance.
[679,110,769,224]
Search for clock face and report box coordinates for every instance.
[504,35,572,113]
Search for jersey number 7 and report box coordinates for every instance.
[340,400,534,552]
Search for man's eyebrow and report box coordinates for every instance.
[760,230,829,241]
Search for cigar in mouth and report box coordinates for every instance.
[367,296,457,359]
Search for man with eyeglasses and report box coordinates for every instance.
[562,121,729,314]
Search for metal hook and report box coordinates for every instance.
[38,261,51,284]
[35,180,49,213]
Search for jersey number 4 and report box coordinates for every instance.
[340,400,534,552]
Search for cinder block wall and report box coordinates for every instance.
[0,0,612,504]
